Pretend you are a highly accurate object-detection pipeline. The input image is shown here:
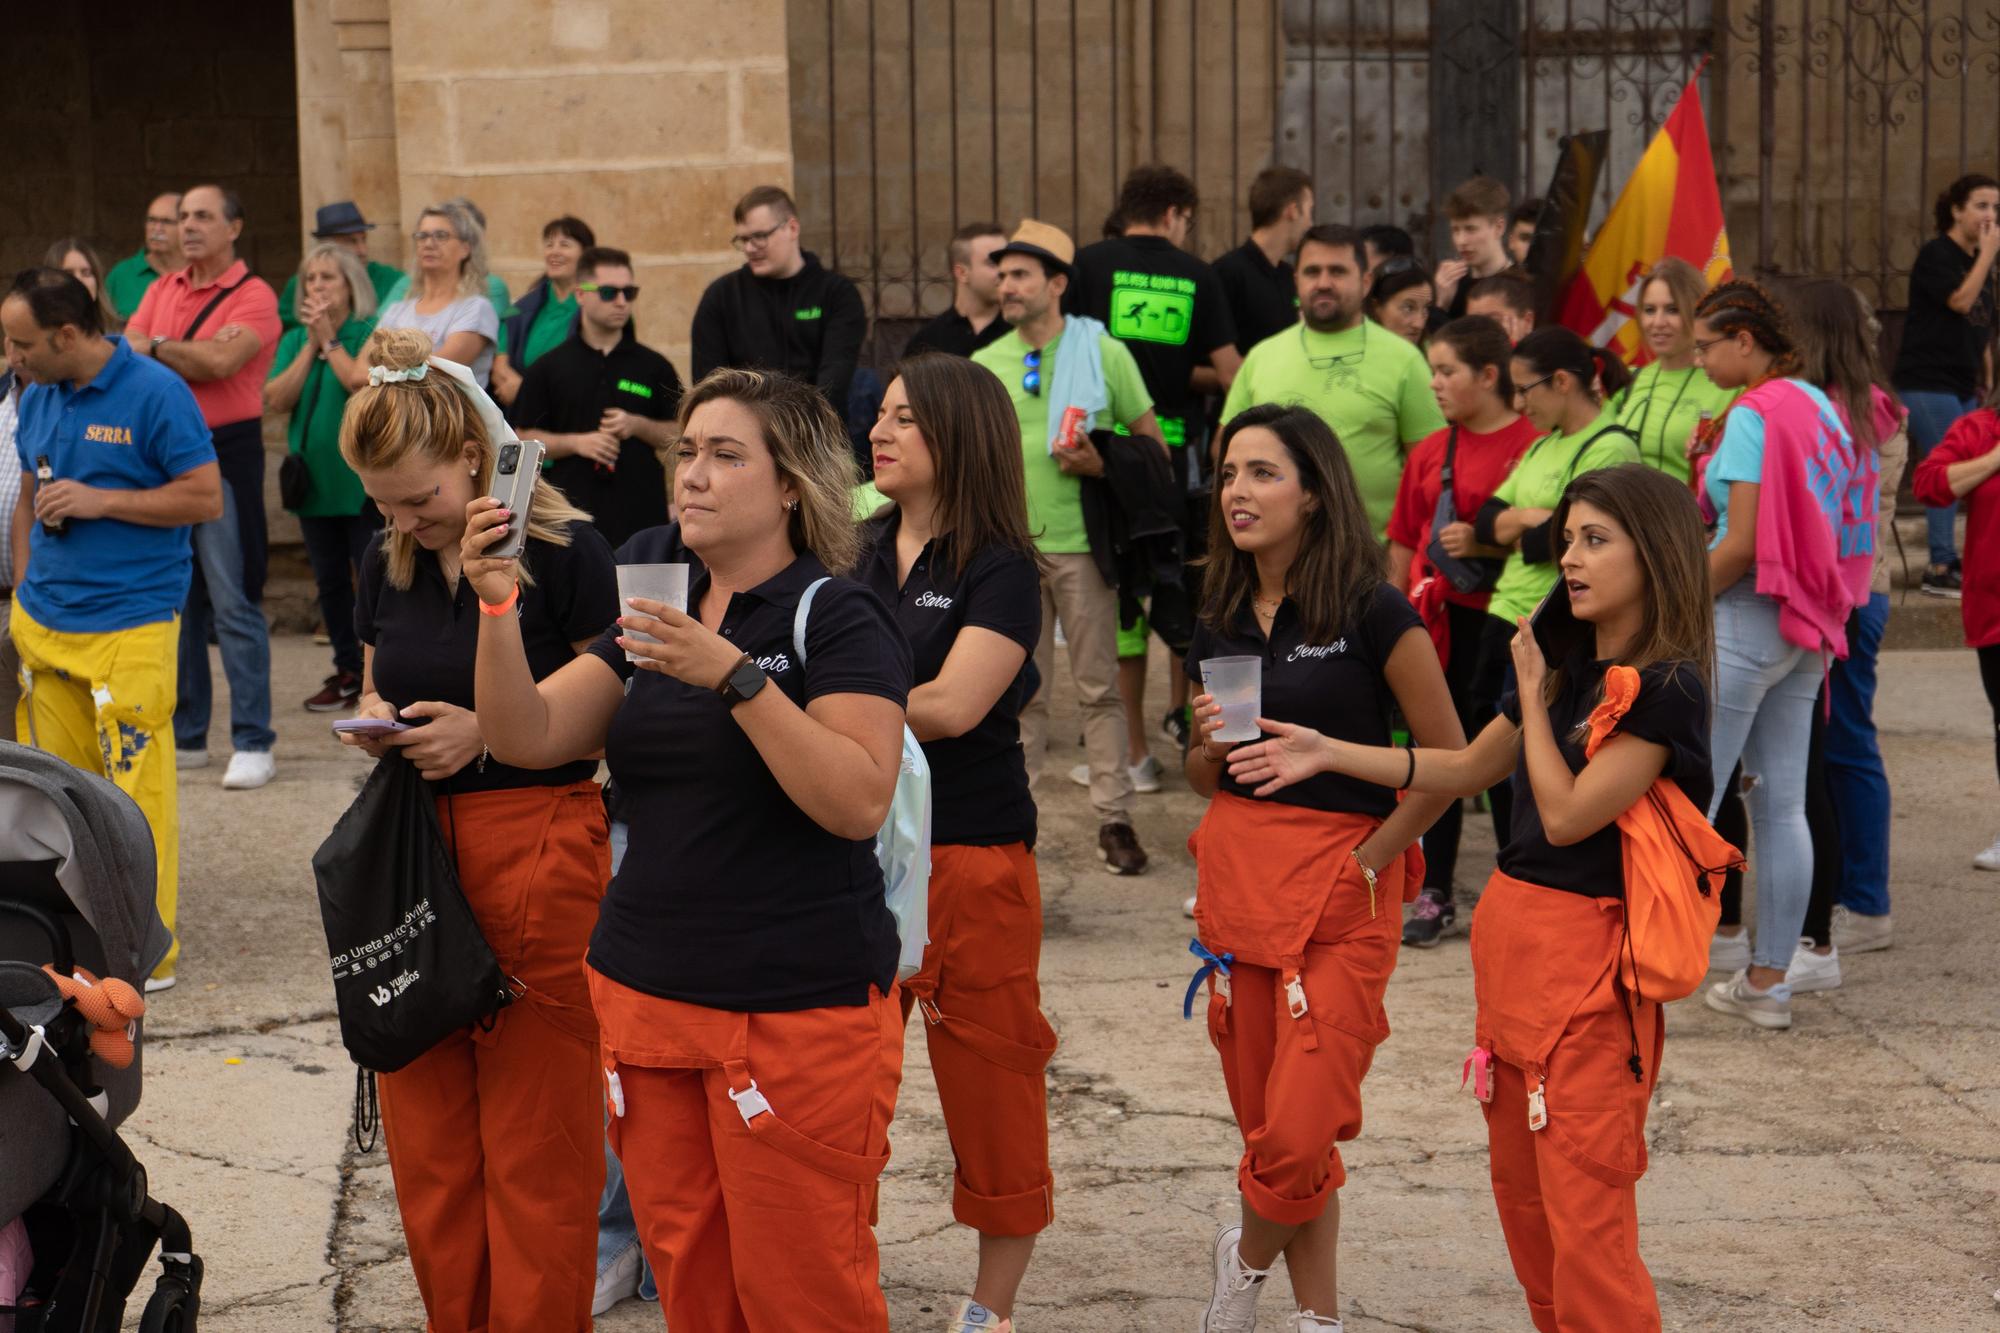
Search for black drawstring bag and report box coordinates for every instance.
[311,753,515,1077]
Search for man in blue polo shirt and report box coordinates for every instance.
[4,267,222,993]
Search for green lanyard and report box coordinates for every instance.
[1628,364,1694,471]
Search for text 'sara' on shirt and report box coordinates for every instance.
[508,324,685,549]
[1067,234,1238,434]
[355,521,617,794]
[1213,238,1298,354]
[859,510,1040,848]
[904,308,1010,359]
[1498,654,1712,897]
[1184,582,1425,816]
[584,523,912,1013]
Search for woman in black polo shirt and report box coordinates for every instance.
[334,327,618,1333]
[860,352,1051,1331]
[1180,404,1464,1331]
[465,367,911,1330]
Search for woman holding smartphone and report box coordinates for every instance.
[335,328,618,1332]
[1230,464,1721,1332]
[860,352,1054,1333]
[1182,405,1463,1333]
[468,367,912,1330]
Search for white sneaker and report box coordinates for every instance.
[1974,834,2000,871]
[1285,1313,1342,1332]
[174,748,209,771]
[143,972,177,995]
[1784,939,1842,994]
[1068,755,1164,793]
[947,1297,1013,1331]
[1830,905,1892,954]
[592,1239,641,1316]
[1707,928,1751,974]
[1183,893,1198,919]
[221,750,275,790]
[1704,969,1793,1030]
[1201,1224,1268,1332]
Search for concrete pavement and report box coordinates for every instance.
[109,632,2000,1330]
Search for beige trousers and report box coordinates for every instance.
[1021,552,1133,823]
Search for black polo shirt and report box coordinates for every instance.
[1184,583,1423,815]
[859,512,1040,847]
[584,523,911,1012]
[1214,239,1298,355]
[905,307,1010,359]
[1068,234,1236,436]
[1499,655,1711,898]
[509,327,684,549]
[355,523,618,795]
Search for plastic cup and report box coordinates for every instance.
[1199,655,1262,743]
[616,563,689,662]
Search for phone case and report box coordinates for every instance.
[486,439,545,560]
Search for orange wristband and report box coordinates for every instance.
[478,584,520,617]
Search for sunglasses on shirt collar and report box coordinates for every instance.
[1023,348,1042,397]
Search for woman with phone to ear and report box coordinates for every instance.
[1230,463,1721,1333]
[467,367,913,1330]
[334,327,619,1332]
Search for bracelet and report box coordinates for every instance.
[1199,740,1231,764]
[477,584,520,617]
[1397,742,1417,791]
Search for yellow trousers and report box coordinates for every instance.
[11,602,181,978]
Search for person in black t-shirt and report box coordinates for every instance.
[332,327,619,1332]
[1176,404,1464,1328]
[905,222,1011,359]
[1216,166,1315,356]
[464,366,911,1330]
[1230,463,1725,1333]
[858,352,1053,1328]
[1892,173,2000,593]
[510,245,684,549]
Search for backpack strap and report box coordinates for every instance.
[791,576,833,667]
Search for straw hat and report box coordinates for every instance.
[992,219,1076,277]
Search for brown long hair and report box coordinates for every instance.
[1786,277,1892,452]
[891,352,1044,580]
[42,237,122,333]
[1200,404,1382,643]
[1546,463,1714,706]
[1432,314,1516,400]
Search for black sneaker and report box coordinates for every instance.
[1402,888,1455,948]
[1922,563,1963,598]
[1098,822,1149,875]
[1161,706,1191,752]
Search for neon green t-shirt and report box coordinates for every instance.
[1609,363,1740,483]
[1221,319,1446,538]
[972,326,1154,555]
[520,291,579,368]
[1486,413,1642,624]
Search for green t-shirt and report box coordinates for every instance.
[972,326,1154,555]
[268,316,374,517]
[1486,413,1642,624]
[1609,363,1740,483]
[105,251,164,321]
[1220,319,1446,538]
[520,291,579,368]
[278,261,404,328]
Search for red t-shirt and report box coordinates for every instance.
[125,259,280,429]
[1386,416,1539,609]
[1913,407,2000,649]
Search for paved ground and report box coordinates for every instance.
[102,631,2000,1330]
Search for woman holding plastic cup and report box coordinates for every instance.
[1182,404,1465,1331]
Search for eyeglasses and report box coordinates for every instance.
[411,229,455,244]
[1299,322,1369,387]
[145,215,178,229]
[580,283,640,302]
[1690,335,1730,357]
[1512,372,1555,399]
[1022,349,1042,397]
[731,224,784,251]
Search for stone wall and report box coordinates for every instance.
[295,0,405,273]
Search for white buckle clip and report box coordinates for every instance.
[1527,1085,1547,1132]
[1285,976,1309,1020]
[728,1078,772,1125]
[604,1067,626,1118]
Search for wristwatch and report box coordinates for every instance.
[150,335,169,352]
[716,653,767,707]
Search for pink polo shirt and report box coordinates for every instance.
[125,258,280,429]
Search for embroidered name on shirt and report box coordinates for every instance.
[914,591,954,609]
[794,306,823,321]
[83,423,134,445]
[1287,639,1348,664]
[616,378,654,399]
[754,651,793,674]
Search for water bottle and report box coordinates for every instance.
[33,455,63,536]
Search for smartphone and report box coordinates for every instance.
[485,439,545,560]
[330,717,412,737]
[1527,581,1585,664]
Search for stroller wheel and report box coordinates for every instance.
[139,1272,199,1332]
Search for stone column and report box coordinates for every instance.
[293,0,405,266]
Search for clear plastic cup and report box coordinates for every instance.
[616,563,689,662]
[1199,655,1262,743]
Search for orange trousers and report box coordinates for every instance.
[899,841,1058,1236]
[1471,871,1665,1333]
[375,782,609,1333]
[589,967,904,1332]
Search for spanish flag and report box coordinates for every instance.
[1559,64,1731,363]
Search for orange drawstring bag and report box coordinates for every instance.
[1583,666,1745,1004]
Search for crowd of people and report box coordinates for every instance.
[2,160,1997,1333]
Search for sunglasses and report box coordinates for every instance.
[1023,349,1042,397]
[580,283,640,302]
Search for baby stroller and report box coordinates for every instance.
[0,742,204,1331]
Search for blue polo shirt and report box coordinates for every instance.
[14,337,215,633]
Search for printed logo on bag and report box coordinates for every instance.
[1287,638,1348,664]
[84,423,135,445]
[914,591,954,610]
[366,970,420,1007]
[329,900,439,980]
[754,650,793,675]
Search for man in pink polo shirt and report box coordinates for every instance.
[126,183,281,790]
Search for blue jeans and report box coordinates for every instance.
[595,818,656,1300]
[1901,389,1977,567]
[174,482,275,753]
[1825,594,1892,917]
[1707,583,1821,971]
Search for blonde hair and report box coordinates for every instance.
[677,368,862,573]
[339,327,590,590]
[1639,256,1706,335]
[418,202,490,301]
[298,243,378,322]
